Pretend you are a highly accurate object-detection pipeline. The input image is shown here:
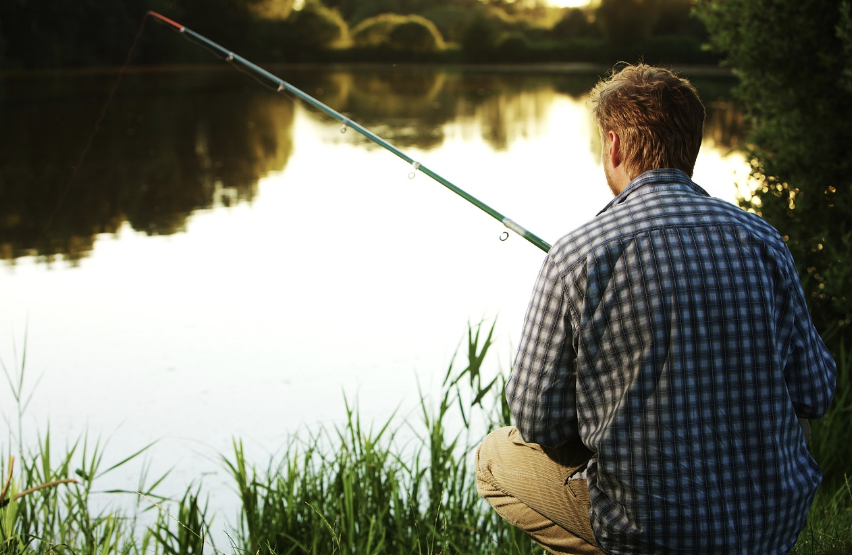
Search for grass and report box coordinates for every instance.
[220,320,539,555]
[792,478,852,555]
[1,321,850,554]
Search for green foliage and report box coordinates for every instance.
[222,320,540,554]
[350,13,400,48]
[551,8,600,41]
[417,5,476,44]
[595,0,706,47]
[285,1,349,52]
[351,13,444,53]
[0,0,715,68]
[348,0,402,29]
[841,2,852,88]
[596,0,659,45]
[495,31,533,62]
[246,0,296,21]
[629,34,718,66]
[151,486,212,555]
[2,323,850,553]
[387,17,445,53]
[0,345,164,553]
[460,13,501,62]
[695,0,852,484]
[791,478,852,554]
[650,0,707,38]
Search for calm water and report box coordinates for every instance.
[0,65,747,529]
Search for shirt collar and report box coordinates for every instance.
[596,169,711,216]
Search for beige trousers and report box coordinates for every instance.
[476,426,605,555]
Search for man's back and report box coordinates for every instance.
[507,169,836,553]
[479,65,835,555]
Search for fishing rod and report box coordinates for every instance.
[146,11,551,253]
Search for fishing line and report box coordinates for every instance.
[43,12,551,253]
[145,11,551,252]
[37,13,151,246]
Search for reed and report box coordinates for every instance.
[1,341,165,555]
[222,319,541,554]
[1,323,849,554]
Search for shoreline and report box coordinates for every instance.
[0,61,733,79]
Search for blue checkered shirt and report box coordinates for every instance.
[507,170,836,554]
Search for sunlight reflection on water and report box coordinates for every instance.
[0,69,748,541]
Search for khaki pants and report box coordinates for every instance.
[476,426,605,555]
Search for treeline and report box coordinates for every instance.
[0,0,716,69]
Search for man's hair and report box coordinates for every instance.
[588,64,706,178]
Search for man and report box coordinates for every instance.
[475,64,836,554]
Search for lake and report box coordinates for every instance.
[0,64,748,531]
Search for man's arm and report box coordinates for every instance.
[781,253,836,421]
[506,253,579,447]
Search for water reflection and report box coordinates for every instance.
[1,69,294,264]
[0,66,743,265]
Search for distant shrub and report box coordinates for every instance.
[596,0,657,45]
[287,1,349,51]
[461,13,500,62]
[347,0,397,28]
[551,8,600,40]
[387,18,445,52]
[495,31,532,61]
[350,13,399,48]
[417,5,474,44]
[351,13,444,53]
[247,0,296,21]
[631,35,719,65]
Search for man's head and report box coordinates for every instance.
[588,64,706,188]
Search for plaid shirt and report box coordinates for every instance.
[507,170,836,554]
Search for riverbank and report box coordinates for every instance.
[0,60,733,80]
[2,325,849,554]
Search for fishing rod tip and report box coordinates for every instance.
[147,11,185,32]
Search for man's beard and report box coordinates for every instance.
[604,163,619,197]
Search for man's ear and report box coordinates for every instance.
[606,130,622,168]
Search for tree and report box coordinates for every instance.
[246,0,295,21]
[285,1,349,51]
[461,12,500,62]
[695,0,852,485]
[551,8,599,40]
[595,0,659,46]
[386,17,445,53]
[651,0,706,38]
[695,0,852,341]
[495,31,532,61]
[351,13,444,53]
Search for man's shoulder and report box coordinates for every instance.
[549,185,787,271]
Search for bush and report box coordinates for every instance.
[351,13,444,53]
[285,1,349,52]
[417,5,475,44]
[551,7,600,40]
[495,31,532,62]
[696,0,852,485]
[461,12,500,62]
[596,0,658,46]
[387,16,445,52]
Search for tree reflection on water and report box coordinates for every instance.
[0,66,742,265]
